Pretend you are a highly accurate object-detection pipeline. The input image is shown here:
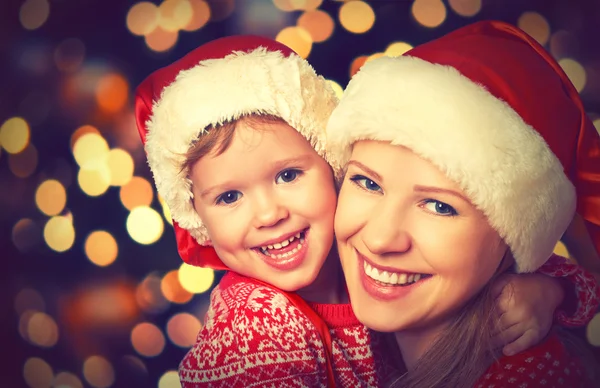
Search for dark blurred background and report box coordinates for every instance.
[2,0,600,387]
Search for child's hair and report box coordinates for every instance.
[182,113,285,173]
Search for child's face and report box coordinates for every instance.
[335,140,506,333]
[190,119,337,291]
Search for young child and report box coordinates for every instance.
[134,35,599,387]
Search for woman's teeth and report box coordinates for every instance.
[363,261,426,286]
[259,232,305,258]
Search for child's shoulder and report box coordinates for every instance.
[476,333,588,388]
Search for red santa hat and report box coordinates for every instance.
[327,20,600,273]
[134,35,339,270]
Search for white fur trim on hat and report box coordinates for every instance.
[327,56,576,273]
[145,47,339,246]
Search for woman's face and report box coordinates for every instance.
[335,140,507,333]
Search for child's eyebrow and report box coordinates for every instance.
[199,181,236,200]
[270,154,313,171]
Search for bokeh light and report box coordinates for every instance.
[72,132,109,170]
[12,218,43,253]
[517,11,551,46]
[54,38,86,73]
[385,41,413,57]
[276,26,312,59]
[553,240,571,260]
[27,312,59,347]
[83,356,115,388]
[412,0,447,28]
[158,195,173,225]
[96,73,129,114]
[161,270,194,304]
[448,0,481,17]
[0,117,30,154]
[20,0,50,30]
[178,263,215,294]
[349,55,368,78]
[44,216,75,252]
[85,231,118,267]
[23,357,53,388]
[53,372,83,388]
[158,371,182,388]
[183,0,211,31]
[559,58,587,93]
[167,312,202,348]
[136,273,170,313]
[15,288,45,315]
[594,119,600,135]
[8,143,38,178]
[107,148,134,186]
[366,52,385,63]
[297,10,334,43]
[127,206,164,245]
[587,313,600,346]
[120,176,154,210]
[326,79,344,100]
[78,166,111,197]
[35,179,67,216]
[339,1,375,34]
[131,322,166,357]
[158,0,193,32]
[19,310,37,342]
[126,2,159,36]
[550,30,579,60]
[145,27,179,52]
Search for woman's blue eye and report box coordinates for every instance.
[423,200,457,216]
[349,174,381,192]
[216,191,241,205]
[276,169,301,183]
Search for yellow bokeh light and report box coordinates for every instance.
[53,372,83,388]
[83,356,115,388]
[553,240,570,260]
[587,312,600,346]
[385,41,413,57]
[593,119,600,135]
[339,1,375,34]
[126,206,164,245]
[158,0,193,32]
[70,125,101,150]
[8,143,38,178]
[158,195,173,225]
[297,10,335,43]
[326,80,344,100]
[107,148,134,186]
[73,132,109,170]
[120,176,154,211]
[559,58,586,93]
[78,166,111,197]
[411,0,447,28]
[15,288,45,315]
[179,263,215,294]
[167,313,202,348]
[145,27,179,52]
[85,231,118,267]
[276,26,313,59]
[126,2,159,36]
[448,0,481,17]
[366,52,385,63]
[0,117,30,154]
[183,0,211,31]
[158,371,182,388]
[161,270,193,304]
[131,322,166,357]
[44,216,75,252]
[27,312,59,347]
[20,0,50,30]
[96,73,129,114]
[35,179,67,216]
[23,357,53,388]
[518,11,551,46]
[274,0,322,11]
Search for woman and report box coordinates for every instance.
[327,21,600,387]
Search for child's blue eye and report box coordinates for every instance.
[276,169,301,183]
[216,191,241,205]
[423,199,457,216]
[349,174,381,192]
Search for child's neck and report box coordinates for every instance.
[296,246,348,304]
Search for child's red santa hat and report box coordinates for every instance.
[327,20,600,273]
[134,36,339,270]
